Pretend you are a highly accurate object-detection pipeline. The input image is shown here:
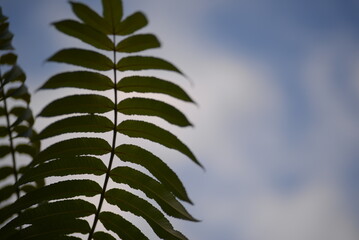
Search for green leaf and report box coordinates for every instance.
[6,84,30,103]
[0,52,17,65]
[0,26,12,40]
[35,178,45,188]
[0,185,14,203]
[11,107,33,127]
[0,180,102,224]
[4,199,96,230]
[0,127,8,137]
[15,144,36,158]
[117,120,202,168]
[117,56,183,74]
[0,145,11,158]
[3,65,25,84]
[48,48,113,71]
[37,115,113,140]
[13,126,34,139]
[116,34,160,53]
[9,106,26,116]
[117,97,192,127]
[115,144,192,203]
[105,189,188,240]
[0,19,9,28]
[18,156,107,185]
[110,167,197,221]
[0,37,13,50]
[53,20,113,50]
[116,11,147,35]
[93,231,116,240]
[20,184,37,194]
[12,125,30,137]
[99,212,148,240]
[102,0,123,31]
[32,137,111,166]
[38,71,114,91]
[0,8,8,20]
[19,183,37,195]
[0,13,9,23]
[10,218,90,240]
[38,94,114,117]
[0,166,12,181]
[70,1,111,34]
[117,76,193,102]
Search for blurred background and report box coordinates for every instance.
[1,0,359,239]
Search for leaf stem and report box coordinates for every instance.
[0,70,20,200]
[88,34,118,240]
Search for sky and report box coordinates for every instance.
[1,0,359,240]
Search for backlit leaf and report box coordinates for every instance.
[0,180,102,224]
[38,115,113,140]
[2,65,25,84]
[117,97,192,127]
[0,52,17,65]
[11,107,33,127]
[15,144,37,158]
[38,94,114,117]
[0,145,11,158]
[39,71,114,91]
[13,126,33,138]
[70,1,111,34]
[99,212,148,240]
[0,127,8,137]
[117,120,202,168]
[10,218,90,240]
[115,144,192,203]
[6,84,30,103]
[110,167,197,221]
[105,189,188,240]
[32,137,111,166]
[48,48,113,71]
[19,156,107,185]
[20,184,36,194]
[0,166,12,181]
[53,20,113,50]
[116,34,160,53]
[0,38,13,50]
[117,76,194,102]
[102,0,123,31]
[116,11,147,35]
[4,199,96,230]
[117,56,183,74]
[0,185,14,203]
[9,106,26,117]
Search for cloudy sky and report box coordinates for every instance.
[1,0,359,239]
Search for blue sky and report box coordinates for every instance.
[1,0,359,239]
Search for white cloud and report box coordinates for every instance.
[234,32,359,240]
[243,182,359,240]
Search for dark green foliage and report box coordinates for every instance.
[0,1,200,239]
[39,71,114,91]
[0,7,39,225]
